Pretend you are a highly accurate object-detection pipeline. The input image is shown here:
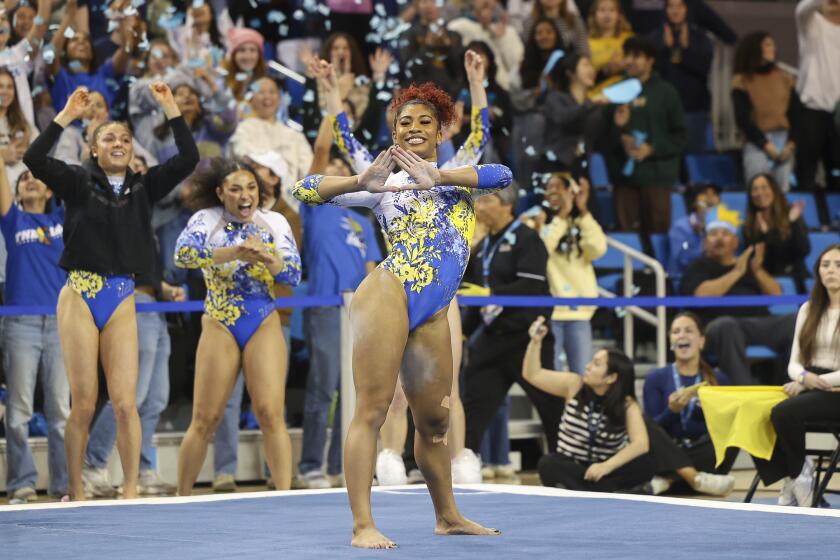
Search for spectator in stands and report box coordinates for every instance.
[649,0,713,153]
[732,32,801,193]
[523,0,590,57]
[524,317,653,492]
[794,0,840,191]
[46,0,138,116]
[762,244,840,507]
[0,0,51,129]
[539,173,607,373]
[0,160,68,504]
[667,183,720,290]
[221,27,267,105]
[543,54,608,169]
[230,76,313,187]
[643,312,738,496]
[679,206,796,385]
[0,67,37,187]
[448,0,525,90]
[587,0,634,93]
[165,0,229,66]
[743,173,810,291]
[399,0,465,97]
[603,36,686,233]
[511,16,564,112]
[459,185,566,474]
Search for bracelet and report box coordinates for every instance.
[798,370,807,384]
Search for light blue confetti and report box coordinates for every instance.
[33,16,44,25]
[302,89,315,102]
[292,10,304,20]
[42,45,55,64]
[68,60,83,71]
[249,18,261,28]
[267,11,286,23]
[235,72,249,81]
[64,27,75,39]
[376,91,393,102]
[192,0,205,7]
[279,24,289,36]
[107,20,119,33]
[316,4,330,16]
[388,61,400,74]
[546,150,557,161]
[375,3,387,16]
[524,145,537,157]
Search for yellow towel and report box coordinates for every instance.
[698,386,789,467]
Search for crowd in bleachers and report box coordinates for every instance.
[0,0,839,506]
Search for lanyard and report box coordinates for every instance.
[672,364,701,433]
[480,218,520,287]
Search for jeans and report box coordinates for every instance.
[214,325,292,476]
[743,130,793,192]
[298,307,343,476]
[479,395,510,466]
[156,210,192,285]
[2,316,70,495]
[551,320,592,374]
[86,293,171,471]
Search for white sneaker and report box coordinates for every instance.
[793,458,815,507]
[451,449,482,484]
[481,465,496,480]
[10,486,37,504]
[693,472,735,496]
[375,449,407,486]
[301,470,331,489]
[138,470,176,496]
[212,473,236,493]
[778,477,797,506]
[82,467,117,498]
[406,468,425,484]
[327,473,345,488]
[493,464,517,479]
[651,476,673,496]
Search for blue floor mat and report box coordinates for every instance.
[2,486,839,559]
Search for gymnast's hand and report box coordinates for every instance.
[237,234,271,264]
[391,146,441,190]
[357,149,398,193]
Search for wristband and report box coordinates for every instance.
[798,370,807,384]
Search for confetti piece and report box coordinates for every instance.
[235,72,249,81]
[546,150,557,161]
[302,89,315,102]
[292,10,304,20]
[42,46,55,64]
[279,24,289,35]
[375,3,387,16]
[107,20,119,33]
[64,27,75,39]
[192,0,205,7]
[68,60,83,71]
[267,11,286,23]
[33,16,44,25]
[524,145,537,157]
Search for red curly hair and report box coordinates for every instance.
[390,82,457,130]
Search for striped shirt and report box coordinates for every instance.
[556,387,629,463]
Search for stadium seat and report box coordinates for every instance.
[594,233,644,292]
[594,189,616,231]
[671,192,687,224]
[805,232,840,273]
[649,233,669,268]
[589,153,610,188]
[787,192,821,229]
[720,192,748,222]
[685,153,739,189]
[827,193,840,226]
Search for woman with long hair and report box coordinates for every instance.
[524,0,589,57]
[586,0,633,92]
[760,244,840,506]
[744,172,810,290]
[514,17,565,112]
[293,73,510,546]
[524,316,653,492]
[221,27,267,104]
[22,82,200,500]
[732,31,801,192]
[643,312,737,496]
[174,157,301,495]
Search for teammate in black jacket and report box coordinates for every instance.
[23,83,199,501]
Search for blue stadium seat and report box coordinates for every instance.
[806,278,815,293]
[685,153,739,189]
[649,233,669,268]
[720,192,747,222]
[594,233,644,292]
[671,192,687,224]
[285,78,306,108]
[746,346,777,359]
[770,276,799,315]
[786,193,821,229]
[827,194,840,226]
[589,153,610,188]
[805,232,840,273]
[594,189,616,231]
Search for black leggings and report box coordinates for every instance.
[537,453,655,492]
[645,416,737,478]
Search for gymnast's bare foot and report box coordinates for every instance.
[435,515,501,536]
[352,526,398,549]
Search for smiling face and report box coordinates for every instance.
[148,42,176,76]
[234,42,261,73]
[66,32,93,63]
[392,102,442,160]
[534,21,558,51]
[188,4,212,30]
[0,72,15,110]
[583,349,618,391]
[174,84,200,119]
[16,170,51,207]
[704,227,738,262]
[669,315,705,363]
[749,175,775,210]
[216,169,260,221]
[12,4,34,38]
[91,123,133,174]
[819,248,840,293]
[250,78,280,120]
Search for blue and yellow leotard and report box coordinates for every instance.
[66,271,135,331]
[293,107,512,331]
[174,207,302,349]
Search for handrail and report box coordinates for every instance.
[601,237,668,366]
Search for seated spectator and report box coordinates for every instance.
[744,173,810,291]
[587,0,634,93]
[758,244,840,507]
[221,27,267,106]
[524,317,653,492]
[448,0,524,90]
[643,312,737,496]
[679,206,795,385]
[537,173,607,373]
[602,36,686,233]
[732,31,801,192]
[523,0,590,57]
[649,0,713,153]
[543,54,608,169]
[510,16,564,112]
[667,183,721,290]
[230,76,313,187]
[399,0,465,97]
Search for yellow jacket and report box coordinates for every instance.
[542,212,607,321]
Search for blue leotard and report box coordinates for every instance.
[174,207,301,349]
[66,271,135,331]
[293,107,511,331]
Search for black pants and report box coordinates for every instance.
[704,314,797,385]
[462,329,565,454]
[754,390,840,485]
[537,453,655,492]
[646,416,737,479]
[795,106,840,192]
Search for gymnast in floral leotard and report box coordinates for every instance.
[293,67,511,548]
[173,158,301,494]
